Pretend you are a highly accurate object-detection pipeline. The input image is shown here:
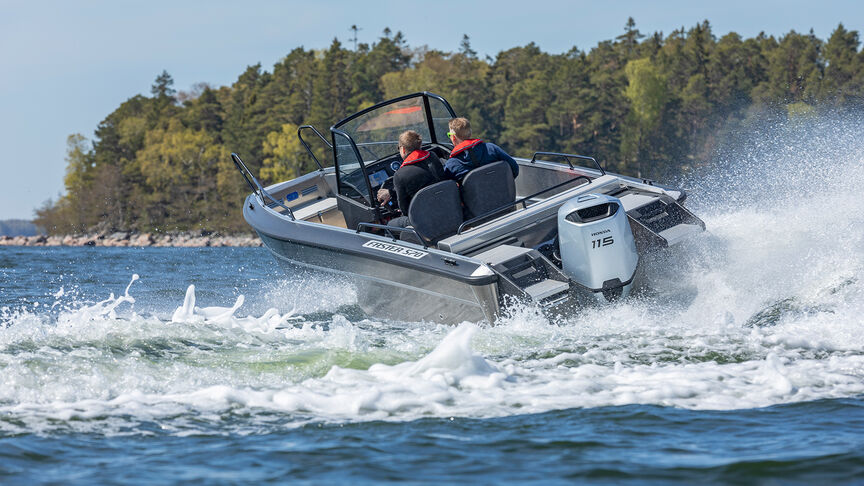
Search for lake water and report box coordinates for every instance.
[2,119,864,484]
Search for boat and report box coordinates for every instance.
[232,92,705,323]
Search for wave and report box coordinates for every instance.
[1,115,863,435]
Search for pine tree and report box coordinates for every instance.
[460,34,478,59]
[151,70,176,99]
[821,24,862,104]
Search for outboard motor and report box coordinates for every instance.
[557,194,638,302]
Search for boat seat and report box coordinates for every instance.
[407,180,463,244]
[437,174,619,254]
[292,197,337,221]
[461,160,516,220]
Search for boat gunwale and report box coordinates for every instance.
[244,194,498,286]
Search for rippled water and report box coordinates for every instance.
[2,118,864,483]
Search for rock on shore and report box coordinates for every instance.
[0,232,262,247]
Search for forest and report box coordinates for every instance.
[34,19,864,234]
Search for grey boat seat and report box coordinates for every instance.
[405,180,463,244]
[461,160,517,221]
[437,174,618,254]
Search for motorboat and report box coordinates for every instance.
[232,92,705,323]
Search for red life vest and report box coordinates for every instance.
[400,149,430,168]
[450,139,483,157]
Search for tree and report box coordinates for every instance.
[707,33,763,113]
[545,48,593,155]
[260,123,308,183]
[460,34,478,59]
[185,87,224,135]
[616,17,645,56]
[755,30,823,104]
[135,119,224,230]
[357,33,411,106]
[39,24,864,235]
[151,70,176,99]
[502,70,553,154]
[310,39,352,127]
[622,57,668,177]
[349,24,362,51]
[61,134,94,230]
[222,64,271,172]
[821,24,862,104]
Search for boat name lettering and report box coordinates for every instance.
[591,229,611,236]
[362,240,428,259]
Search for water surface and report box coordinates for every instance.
[2,118,864,483]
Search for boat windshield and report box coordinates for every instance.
[333,93,455,163]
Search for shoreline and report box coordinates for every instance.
[0,232,262,248]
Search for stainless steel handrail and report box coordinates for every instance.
[231,153,296,220]
[530,151,605,176]
[297,125,332,171]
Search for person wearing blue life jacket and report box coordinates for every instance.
[443,117,519,183]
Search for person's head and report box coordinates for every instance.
[448,117,471,144]
[398,130,422,158]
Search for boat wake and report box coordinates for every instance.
[1,116,863,436]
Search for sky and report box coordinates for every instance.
[0,0,860,220]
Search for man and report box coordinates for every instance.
[443,117,519,182]
[377,130,443,229]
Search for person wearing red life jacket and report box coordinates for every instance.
[377,130,444,229]
[443,117,519,183]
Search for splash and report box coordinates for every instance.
[1,115,863,435]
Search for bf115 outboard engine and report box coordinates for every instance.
[557,194,638,302]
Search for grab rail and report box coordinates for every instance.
[457,175,591,234]
[530,151,605,176]
[231,153,296,220]
[297,125,331,171]
[356,222,428,249]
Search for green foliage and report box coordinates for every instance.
[260,123,307,183]
[151,70,176,99]
[37,21,864,234]
[622,58,668,176]
[625,58,667,130]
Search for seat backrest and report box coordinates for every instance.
[461,160,516,220]
[407,180,463,243]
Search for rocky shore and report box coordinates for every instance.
[0,232,262,247]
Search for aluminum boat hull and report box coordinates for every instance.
[247,200,500,323]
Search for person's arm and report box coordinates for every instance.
[489,143,519,178]
[442,158,458,180]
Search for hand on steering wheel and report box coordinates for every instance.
[377,188,392,205]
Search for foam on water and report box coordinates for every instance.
[1,116,863,436]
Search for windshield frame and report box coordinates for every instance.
[332,92,456,146]
[330,92,457,208]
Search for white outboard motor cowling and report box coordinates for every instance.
[557,194,638,302]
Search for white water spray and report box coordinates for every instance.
[1,115,863,435]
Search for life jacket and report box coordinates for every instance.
[449,139,483,158]
[400,149,430,168]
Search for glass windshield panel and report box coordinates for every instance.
[336,97,430,161]
[429,97,455,148]
[334,131,371,204]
